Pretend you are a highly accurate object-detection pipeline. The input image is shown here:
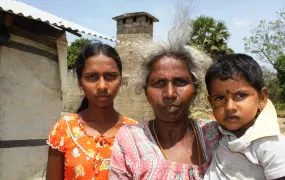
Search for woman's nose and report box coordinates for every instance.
[163,83,177,102]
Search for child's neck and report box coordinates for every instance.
[232,119,257,138]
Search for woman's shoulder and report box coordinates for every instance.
[115,121,150,141]
[195,119,219,130]
[194,119,221,144]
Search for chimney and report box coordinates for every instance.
[112,12,159,42]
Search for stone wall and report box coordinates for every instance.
[61,70,83,113]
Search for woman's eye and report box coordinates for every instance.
[153,80,164,87]
[174,79,188,86]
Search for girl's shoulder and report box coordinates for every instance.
[121,116,137,125]
[47,113,79,151]
[54,113,79,126]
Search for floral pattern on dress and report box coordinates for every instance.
[47,113,136,180]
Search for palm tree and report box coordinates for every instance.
[190,15,232,60]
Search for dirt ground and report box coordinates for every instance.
[279,118,285,135]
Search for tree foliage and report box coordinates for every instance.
[262,67,282,103]
[67,38,91,69]
[244,9,285,102]
[244,9,285,71]
[190,15,233,60]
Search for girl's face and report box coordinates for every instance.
[80,54,121,108]
[208,74,268,135]
[146,56,195,123]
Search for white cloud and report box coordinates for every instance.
[232,17,250,27]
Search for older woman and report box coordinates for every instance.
[109,8,221,180]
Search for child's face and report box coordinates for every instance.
[208,74,268,134]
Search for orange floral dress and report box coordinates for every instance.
[47,113,136,180]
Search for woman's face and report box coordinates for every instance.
[146,56,195,123]
[80,54,121,108]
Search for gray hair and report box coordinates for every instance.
[130,1,204,99]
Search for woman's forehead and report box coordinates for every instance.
[151,56,189,71]
[148,58,192,79]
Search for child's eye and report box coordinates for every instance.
[236,93,248,99]
[214,96,224,101]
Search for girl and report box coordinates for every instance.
[46,41,136,180]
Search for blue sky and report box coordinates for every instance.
[20,0,284,65]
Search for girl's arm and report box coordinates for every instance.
[46,147,64,180]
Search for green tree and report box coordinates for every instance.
[275,55,285,101]
[244,9,285,72]
[244,9,285,101]
[262,67,282,103]
[190,15,233,60]
[67,38,91,69]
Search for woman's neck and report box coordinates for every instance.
[153,116,192,148]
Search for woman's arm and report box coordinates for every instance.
[46,147,64,180]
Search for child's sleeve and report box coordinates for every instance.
[256,135,285,179]
[46,119,67,152]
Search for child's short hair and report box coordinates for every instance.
[205,53,265,94]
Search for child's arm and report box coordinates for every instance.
[272,177,285,180]
[255,135,285,180]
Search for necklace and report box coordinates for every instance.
[152,120,168,160]
[152,120,201,165]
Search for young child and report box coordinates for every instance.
[203,54,285,180]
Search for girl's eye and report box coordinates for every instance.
[104,73,118,81]
[87,75,98,81]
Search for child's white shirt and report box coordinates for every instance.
[203,100,285,180]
